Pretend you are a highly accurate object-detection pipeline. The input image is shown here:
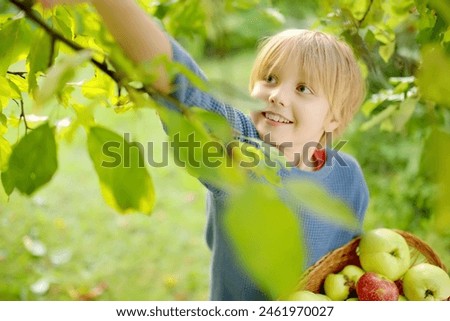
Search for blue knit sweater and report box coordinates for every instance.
[164,38,369,301]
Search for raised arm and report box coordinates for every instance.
[40,0,172,93]
[39,0,259,139]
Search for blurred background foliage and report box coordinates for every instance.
[0,0,449,300]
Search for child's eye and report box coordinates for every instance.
[264,74,277,84]
[297,84,313,94]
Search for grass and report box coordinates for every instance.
[0,107,212,300]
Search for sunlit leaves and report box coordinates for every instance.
[81,69,115,102]
[421,128,450,234]
[224,183,305,299]
[0,124,11,171]
[1,122,57,195]
[35,50,92,106]
[157,0,207,38]
[0,18,31,76]
[87,126,155,214]
[417,45,450,107]
[27,29,53,93]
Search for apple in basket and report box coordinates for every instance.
[323,265,364,300]
[287,290,331,301]
[402,263,450,301]
[356,272,399,301]
[358,228,410,281]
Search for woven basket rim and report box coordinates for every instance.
[297,229,447,293]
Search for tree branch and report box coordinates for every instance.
[14,99,31,133]
[357,0,374,27]
[8,0,189,115]
[9,0,121,83]
[7,71,27,78]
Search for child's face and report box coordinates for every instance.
[250,62,338,163]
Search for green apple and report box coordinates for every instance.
[346,297,359,301]
[398,295,408,301]
[358,228,410,280]
[324,273,350,300]
[287,290,331,301]
[403,263,450,301]
[340,265,365,287]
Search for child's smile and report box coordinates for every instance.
[250,62,339,167]
[262,111,294,125]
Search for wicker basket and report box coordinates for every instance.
[297,229,447,294]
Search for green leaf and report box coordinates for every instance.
[27,29,53,93]
[158,108,242,188]
[7,74,28,96]
[0,19,31,76]
[284,180,359,230]
[4,123,57,195]
[81,69,115,101]
[0,135,11,171]
[189,107,234,143]
[421,128,450,234]
[0,76,10,106]
[1,170,14,196]
[87,126,155,214]
[417,45,450,107]
[392,97,417,132]
[360,104,398,131]
[224,183,305,300]
[35,50,92,106]
[379,42,395,63]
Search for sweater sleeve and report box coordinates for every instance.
[166,37,259,139]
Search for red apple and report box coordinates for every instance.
[356,272,399,301]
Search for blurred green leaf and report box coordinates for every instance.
[159,108,242,188]
[35,50,92,106]
[189,107,234,143]
[87,126,155,214]
[224,183,304,299]
[360,104,398,131]
[417,45,450,107]
[392,97,417,132]
[2,122,57,195]
[285,180,359,230]
[421,128,450,234]
[379,42,395,62]
[0,135,11,171]
[1,167,14,195]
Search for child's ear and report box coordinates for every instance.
[324,115,340,133]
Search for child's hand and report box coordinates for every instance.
[38,0,90,9]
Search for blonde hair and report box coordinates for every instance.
[249,29,366,138]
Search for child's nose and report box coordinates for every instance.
[269,87,289,107]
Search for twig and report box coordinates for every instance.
[7,71,27,78]
[48,35,55,69]
[8,0,189,115]
[14,99,31,134]
[9,0,120,83]
[357,0,374,27]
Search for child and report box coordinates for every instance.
[39,0,369,300]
